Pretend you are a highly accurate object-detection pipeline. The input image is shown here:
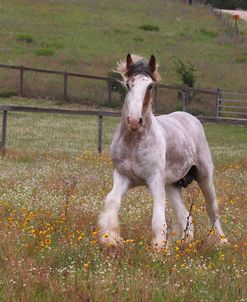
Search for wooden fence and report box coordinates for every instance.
[207,5,240,33]
[0,63,219,114]
[0,105,246,156]
[1,63,247,118]
[0,105,120,155]
[217,91,247,118]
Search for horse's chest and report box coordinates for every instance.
[111,142,165,182]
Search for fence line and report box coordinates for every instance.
[207,4,240,33]
[0,63,218,111]
[0,105,246,156]
[0,105,120,156]
[1,63,247,118]
[217,91,247,118]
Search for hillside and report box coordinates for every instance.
[0,0,247,99]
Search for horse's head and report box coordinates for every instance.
[116,54,161,131]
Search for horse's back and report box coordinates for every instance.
[156,111,205,142]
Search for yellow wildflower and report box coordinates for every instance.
[45,238,51,245]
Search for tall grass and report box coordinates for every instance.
[0,100,246,301]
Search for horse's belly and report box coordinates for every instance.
[165,158,196,185]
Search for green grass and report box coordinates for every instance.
[0,97,246,301]
[35,48,55,56]
[0,0,247,99]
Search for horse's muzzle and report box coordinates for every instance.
[127,116,143,131]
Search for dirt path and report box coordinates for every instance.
[220,10,247,22]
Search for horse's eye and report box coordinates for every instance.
[126,83,130,90]
[147,84,153,91]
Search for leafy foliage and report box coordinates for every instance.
[207,0,247,9]
[173,58,197,88]
[16,34,34,43]
[108,71,127,99]
[35,48,55,56]
[138,24,160,31]
[0,88,16,98]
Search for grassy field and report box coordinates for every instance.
[0,0,247,104]
[0,97,246,301]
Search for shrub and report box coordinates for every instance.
[35,48,55,56]
[139,24,159,31]
[173,58,197,88]
[198,28,218,38]
[133,37,144,42]
[108,71,127,97]
[16,34,34,43]
[113,28,130,35]
[0,88,17,98]
[235,56,247,64]
[43,41,63,50]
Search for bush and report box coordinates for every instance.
[0,88,17,98]
[198,28,218,38]
[104,71,127,108]
[173,58,197,88]
[139,24,159,31]
[235,55,247,64]
[35,48,55,56]
[16,34,34,43]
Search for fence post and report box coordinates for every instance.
[98,114,103,154]
[0,110,8,156]
[64,71,68,100]
[183,85,189,112]
[216,88,222,118]
[107,79,112,105]
[20,65,24,96]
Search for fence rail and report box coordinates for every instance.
[0,105,121,155]
[0,105,246,156]
[1,63,247,119]
[0,63,219,112]
[217,91,247,118]
[207,4,240,33]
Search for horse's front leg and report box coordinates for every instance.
[98,170,130,247]
[149,173,167,250]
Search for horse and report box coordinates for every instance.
[98,54,228,249]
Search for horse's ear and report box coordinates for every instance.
[126,54,134,70]
[148,55,156,73]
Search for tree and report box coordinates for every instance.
[207,0,247,9]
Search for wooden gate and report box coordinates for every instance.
[216,90,247,118]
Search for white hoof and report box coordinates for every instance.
[99,231,124,248]
[151,238,168,251]
[218,236,230,246]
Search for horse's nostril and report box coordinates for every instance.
[139,118,143,126]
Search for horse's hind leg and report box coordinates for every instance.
[166,184,194,241]
[98,170,130,247]
[196,159,228,244]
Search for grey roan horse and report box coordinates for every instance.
[98,54,228,249]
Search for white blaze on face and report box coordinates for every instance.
[126,75,153,130]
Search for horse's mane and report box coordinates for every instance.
[115,54,161,83]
